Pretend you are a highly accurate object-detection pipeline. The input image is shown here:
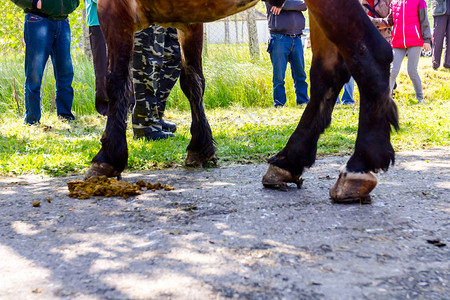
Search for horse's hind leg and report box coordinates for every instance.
[85,1,136,179]
[262,16,350,190]
[177,24,216,166]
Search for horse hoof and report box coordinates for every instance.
[85,162,121,180]
[262,164,303,191]
[185,150,217,167]
[329,168,377,204]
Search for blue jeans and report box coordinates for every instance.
[24,13,75,124]
[336,77,355,105]
[268,34,309,106]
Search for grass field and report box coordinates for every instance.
[0,46,449,177]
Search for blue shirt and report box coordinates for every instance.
[85,0,99,26]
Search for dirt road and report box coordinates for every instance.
[1,148,449,299]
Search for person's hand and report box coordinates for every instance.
[37,0,42,9]
[270,6,282,15]
[423,42,431,52]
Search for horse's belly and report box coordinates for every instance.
[138,0,259,25]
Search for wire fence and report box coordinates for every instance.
[1,4,312,59]
[202,8,310,59]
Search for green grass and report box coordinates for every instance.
[0,47,449,177]
[0,53,97,116]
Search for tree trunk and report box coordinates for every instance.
[203,25,208,58]
[224,17,230,44]
[247,8,259,60]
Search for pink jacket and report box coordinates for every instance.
[390,0,431,48]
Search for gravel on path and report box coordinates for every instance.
[0,148,449,299]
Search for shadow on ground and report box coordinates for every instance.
[0,148,449,299]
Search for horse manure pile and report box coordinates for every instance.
[67,176,141,199]
[135,180,175,192]
[67,176,175,199]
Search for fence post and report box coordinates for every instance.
[247,8,259,60]
[203,24,208,58]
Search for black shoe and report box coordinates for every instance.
[58,115,75,122]
[341,99,355,105]
[134,130,175,141]
[26,121,40,126]
[158,119,177,133]
[146,130,174,141]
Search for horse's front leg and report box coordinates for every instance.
[329,27,398,203]
[304,0,399,203]
[177,24,216,166]
[263,17,349,190]
[85,0,136,179]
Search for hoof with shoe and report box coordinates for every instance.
[262,164,303,191]
[185,150,217,167]
[329,167,377,204]
[85,162,122,180]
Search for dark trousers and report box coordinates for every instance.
[89,25,108,115]
[432,15,450,69]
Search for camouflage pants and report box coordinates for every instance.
[132,25,181,135]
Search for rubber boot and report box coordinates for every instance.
[157,98,177,133]
[132,97,174,141]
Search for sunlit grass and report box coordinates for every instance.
[0,49,448,177]
[0,99,448,177]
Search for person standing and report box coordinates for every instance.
[85,0,108,115]
[362,0,393,43]
[132,25,181,140]
[10,0,80,124]
[265,0,309,107]
[431,0,450,69]
[373,0,432,103]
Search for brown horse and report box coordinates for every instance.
[88,0,398,203]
